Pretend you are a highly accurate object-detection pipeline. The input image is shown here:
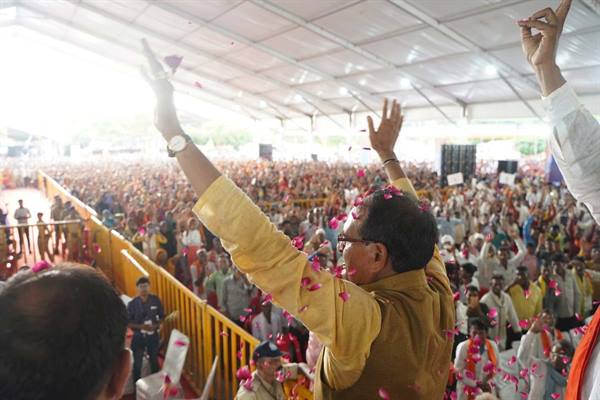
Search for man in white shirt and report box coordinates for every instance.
[252,300,284,342]
[518,1,600,397]
[518,309,569,368]
[481,275,521,351]
[454,317,500,400]
[13,199,32,255]
[551,254,579,332]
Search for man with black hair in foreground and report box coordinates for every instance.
[0,264,131,400]
[141,39,454,399]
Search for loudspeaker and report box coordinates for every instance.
[497,160,518,174]
[259,144,273,161]
[440,144,476,186]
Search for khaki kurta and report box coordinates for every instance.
[194,176,454,399]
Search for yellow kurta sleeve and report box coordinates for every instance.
[193,176,381,389]
[392,178,452,296]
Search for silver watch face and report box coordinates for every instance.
[169,135,186,152]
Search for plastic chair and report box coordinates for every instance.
[136,329,190,400]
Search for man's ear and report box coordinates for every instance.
[104,349,132,400]
[372,242,389,270]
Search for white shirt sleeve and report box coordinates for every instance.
[528,360,548,400]
[517,331,538,368]
[542,83,600,224]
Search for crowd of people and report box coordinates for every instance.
[2,0,600,399]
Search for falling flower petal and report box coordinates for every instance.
[453,291,460,302]
[242,377,254,391]
[237,351,243,360]
[519,368,529,379]
[194,81,203,89]
[562,356,570,364]
[531,362,539,375]
[236,366,252,381]
[261,294,273,305]
[351,211,360,220]
[347,267,357,277]
[339,291,350,302]
[508,355,517,366]
[483,361,496,375]
[275,370,286,383]
[331,266,344,278]
[164,55,183,73]
[174,339,187,347]
[554,288,562,297]
[311,257,321,272]
[301,277,312,287]
[524,288,530,299]
[487,308,498,319]
[220,330,229,337]
[298,305,309,313]
[240,315,247,323]
[575,313,582,321]
[548,279,558,289]
[292,235,304,250]
[383,192,393,200]
[551,393,560,400]
[32,260,52,273]
[519,319,530,329]
[353,196,364,207]
[328,217,339,230]
[357,169,366,178]
[308,283,322,292]
[336,213,348,222]
[243,308,253,313]
[377,387,390,400]
[520,392,528,399]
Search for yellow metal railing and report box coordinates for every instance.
[36,171,270,399]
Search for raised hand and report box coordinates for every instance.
[367,98,403,161]
[517,0,571,95]
[140,39,183,140]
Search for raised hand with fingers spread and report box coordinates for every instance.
[367,98,407,182]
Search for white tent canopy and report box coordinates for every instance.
[1,0,599,127]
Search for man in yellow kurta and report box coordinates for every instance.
[141,40,454,399]
[507,266,543,322]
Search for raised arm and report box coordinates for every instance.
[141,40,381,390]
[519,0,600,223]
[367,99,449,294]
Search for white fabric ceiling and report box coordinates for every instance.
[2,0,600,124]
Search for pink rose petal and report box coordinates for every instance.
[220,330,229,337]
[298,305,309,313]
[357,169,366,178]
[261,294,273,305]
[236,366,252,381]
[554,288,562,297]
[551,393,560,400]
[328,217,339,230]
[339,291,350,302]
[383,192,393,200]
[548,279,558,289]
[311,257,321,272]
[377,387,390,400]
[194,81,203,89]
[347,267,357,276]
[508,355,517,366]
[174,339,187,347]
[242,377,254,391]
[308,283,322,292]
[519,319,530,329]
[163,55,183,73]
[487,308,498,319]
[301,277,312,287]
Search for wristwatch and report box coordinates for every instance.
[167,134,193,157]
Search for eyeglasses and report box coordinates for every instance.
[337,234,374,253]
